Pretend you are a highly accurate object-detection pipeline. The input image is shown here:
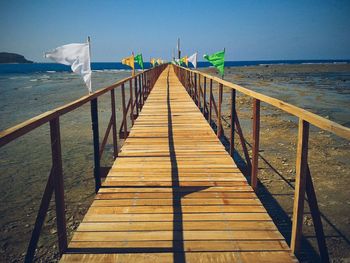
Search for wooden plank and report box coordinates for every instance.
[61,251,297,263]
[291,119,309,254]
[251,98,260,190]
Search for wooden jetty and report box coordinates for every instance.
[60,66,297,262]
[1,64,350,262]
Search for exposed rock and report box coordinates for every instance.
[0,52,33,64]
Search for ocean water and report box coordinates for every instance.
[0,59,349,73]
[0,62,350,261]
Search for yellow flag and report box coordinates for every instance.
[122,55,134,69]
[151,58,156,67]
[182,56,188,67]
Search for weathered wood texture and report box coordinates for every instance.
[61,65,297,263]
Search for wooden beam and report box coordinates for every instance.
[234,110,252,171]
[90,99,101,193]
[230,89,236,157]
[291,119,309,254]
[110,89,118,159]
[209,79,213,125]
[203,77,207,118]
[121,84,128,140]
[25,168,54,263]
[176,67,350,140]
[129,79,134,125]
[217,84,223,138]
[251,99,260,190]
[50,117,67,255]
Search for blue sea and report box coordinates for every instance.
[0,60,349,73]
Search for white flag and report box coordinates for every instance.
[45,43,92,92]
[188,52,197,68]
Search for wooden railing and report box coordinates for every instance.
[0,64,167,262]
[173,64,350,263]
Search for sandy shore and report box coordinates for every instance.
[1,64,349,262]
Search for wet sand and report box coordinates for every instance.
[1,64,349,262]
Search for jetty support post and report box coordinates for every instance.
[50,117,68,255]
[198,74,202,111]
[134,76,139,117]
[291,119,309,255]
[110,89,118,159]
[129,79,134,125]
[203,77,207,118]
[230,89,236,157]
[217,83,223,138]
[251,99,260,190]
[90,98,101,193]
[209,79,213,125]
[139,74,142,109]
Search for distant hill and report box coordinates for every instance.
[0,52,33,64]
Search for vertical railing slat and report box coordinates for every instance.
[203,76,207,117]
[291,118,309,254]
[50,117,67,255]
[209,79,213,125]
[230,89,236,157]
[121,83,128,139]
[110,89,118,159]
[129,79,134,125]
[251,99,260,190]
[217,83,223,138]
[90,98,101,193]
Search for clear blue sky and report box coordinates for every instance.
[1,0,349,62]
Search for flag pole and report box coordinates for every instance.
[87,36,92,93]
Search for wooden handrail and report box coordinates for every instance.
[173,64,344,262]
[0,64,167,262]
[176,65,350,140]
[0,69,151,148]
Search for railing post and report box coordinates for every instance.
[230,89,236,157]
[49,117,67,255]
[198,74,201,111]
[90,98,101,193]
[129,79,134,125]
[291,119,309,255]
[203,76,207,118]
[139,75,142,109]
[121,83,128,138]
[196,73,200,108]
[134,77,139,116]
[217,84,223,138]
[110,89,118,159]
[251,99,260,190]
[209,79,213,125]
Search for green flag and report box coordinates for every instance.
[135,53,144,69]
[203,50,225,77]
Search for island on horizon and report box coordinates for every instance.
[0,52,33,64]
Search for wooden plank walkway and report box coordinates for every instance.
[61,65,297,262]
